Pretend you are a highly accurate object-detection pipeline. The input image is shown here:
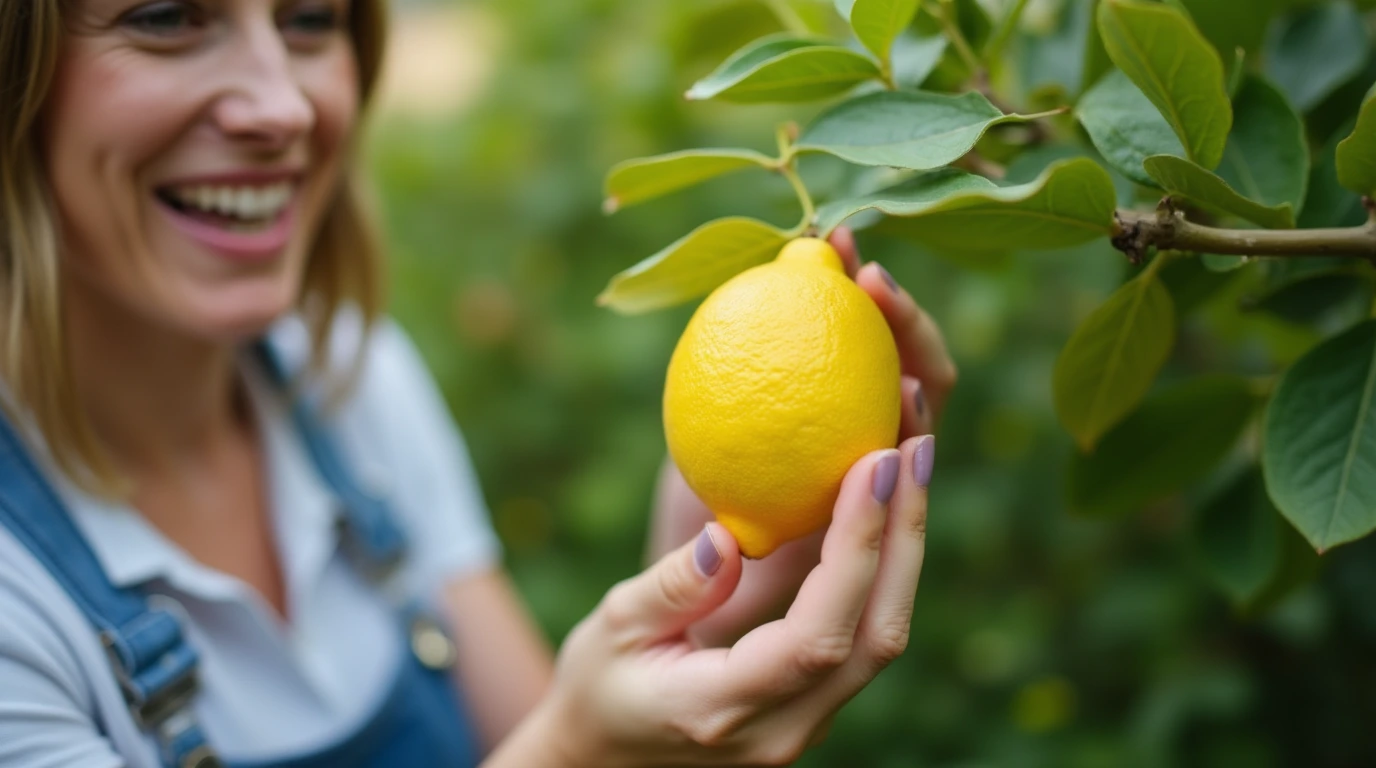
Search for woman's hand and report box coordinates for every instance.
[502,435,933,767]
[646,226,956,647]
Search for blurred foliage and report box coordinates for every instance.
[366,0,1376,764]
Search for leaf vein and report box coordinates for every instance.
[1112,6,1193,163]
[1328,327,1376,546]
[1087,275,1154,439]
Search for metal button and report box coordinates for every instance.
[181,745,222,768]
[410,616,457,671]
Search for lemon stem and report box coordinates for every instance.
[774,123,815,234]
[780,163,815,235]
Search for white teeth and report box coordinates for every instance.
[236,187,255,216]
[166,181,295,222]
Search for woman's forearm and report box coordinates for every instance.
[443,570,556,750]
[481,696,594,768]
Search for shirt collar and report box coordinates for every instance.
[57,357,342,608]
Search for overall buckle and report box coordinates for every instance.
[102,632,222,767]
[101,630,201,728]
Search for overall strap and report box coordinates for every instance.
[250,339,407,576]
[0,416,217,768]
[0,339,411,768]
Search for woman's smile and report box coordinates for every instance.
[155,171,302,261]
[41,0,358,340]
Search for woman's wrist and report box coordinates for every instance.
[483,692,598,768]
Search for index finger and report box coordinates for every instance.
[718,449,898,700]
[794,434,933,714]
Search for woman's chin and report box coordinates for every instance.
[176,288,299,344]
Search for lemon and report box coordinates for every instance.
[664,238,901,558]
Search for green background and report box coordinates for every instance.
[366,0,1376,764]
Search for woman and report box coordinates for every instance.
[0,0,956,765]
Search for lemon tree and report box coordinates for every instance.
[599,0,1376,602]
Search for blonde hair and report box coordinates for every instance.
[0,0,389,492]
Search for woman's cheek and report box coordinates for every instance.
[308,46,360,147]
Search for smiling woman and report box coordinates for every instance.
[2,0,386,490]
[0,1,946,766]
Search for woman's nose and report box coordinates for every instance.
[212,26,315,147]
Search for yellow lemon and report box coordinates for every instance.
[664,238,901,558]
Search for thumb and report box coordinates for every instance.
[598,523,743,646]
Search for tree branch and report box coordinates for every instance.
[761,0,810,35]
[936,0,983,77]
[1112,202,1376,265]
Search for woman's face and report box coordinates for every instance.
[43,0,358,341]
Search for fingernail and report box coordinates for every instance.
[912,435,935,488]
[871,450,900,503]
[869,262,891,293]
[877,264,898,293]
[694,525,722,577]
[913,381,927,418]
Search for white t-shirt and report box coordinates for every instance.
[0,316,501,767]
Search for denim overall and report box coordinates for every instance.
[0,342,482,768]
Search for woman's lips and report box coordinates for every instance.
[155,194,296,262]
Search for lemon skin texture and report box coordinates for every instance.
[664,238,901,558]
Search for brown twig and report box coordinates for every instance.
[1112,201,1376,265]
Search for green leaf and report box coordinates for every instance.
[1077,69,1186,188]
[1177,0,1280,70]
[1018,0,1099,95]
[838,0,922,61]
[1336,94,1376,197]
[1158,256,1237,313]
[685,34,881,103]
[816,169,992,233]
[1263,319,1376,552]
[890,33,948,87]
[816,159,1117,252]
[1248,273,1375,334]
[1194,467,1283,607]
[797,90,1040,170]
[1143,155,1296,229]
[1004,140,1139,204]
[1302,116,1368,230]
[1218,75,1309,215]
[597,218,789,314]
[603,149,775,213]
[1082,0,1114,95]
[1069,376,1256,517]
[1264,1,1370,112]
[1097,0,1232,169]
[1054,270,1175,450]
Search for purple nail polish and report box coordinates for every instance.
[912,435,935,488]
[913,381,927,417]
[694,526,722,577]
[877,264,898,293]
[871,451,900,503]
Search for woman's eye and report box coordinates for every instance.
[120,1,205,36]
[282,4,342,36]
